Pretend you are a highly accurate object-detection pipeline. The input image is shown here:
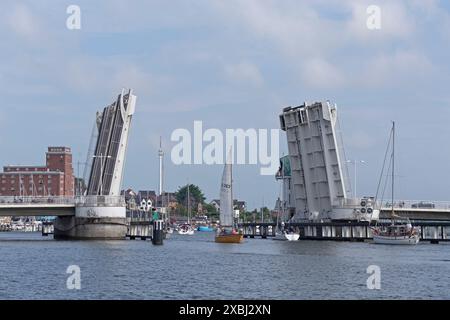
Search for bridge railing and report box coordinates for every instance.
[0,196,76,205]
[0,195,125,207]
[76,196,125,207]
[378,200,450,211]
[333,198,450,211]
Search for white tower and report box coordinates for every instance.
[158,136,164,198]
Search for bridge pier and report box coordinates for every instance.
[54,205,127,240]
[54,216,127,240]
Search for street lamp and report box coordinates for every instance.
[93,153,111,195]
[346,159,366,199]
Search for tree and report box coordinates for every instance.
[175,184,206,214]
[203,203,219,220]
[203,203,217,214]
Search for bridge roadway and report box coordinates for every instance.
[378,200,450,220]
[2,196,450,220]
[0,196,124,217]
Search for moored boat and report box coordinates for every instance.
[197,225,214,232]
[178,223,195,235]
[372,122,420,245]
[284,231,300,241]
[372,224,420,245]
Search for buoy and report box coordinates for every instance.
[152,219,164,245]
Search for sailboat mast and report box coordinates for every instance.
[231,161,234,229]
[391,121,395,217]
[187,182,190,224]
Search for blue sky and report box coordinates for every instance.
[1,0,450,210]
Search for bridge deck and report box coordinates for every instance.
[0,196,124,216]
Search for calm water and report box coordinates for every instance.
[0,231,449,299]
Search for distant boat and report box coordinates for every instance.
[178,223,195,235]
[166,226,174,234]
[178,183,195,235]
[284,231,300,241]
[372,122,420,245]
[197,225,214,232]
[215,150,243,244]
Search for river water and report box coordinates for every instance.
[0,231,449,299]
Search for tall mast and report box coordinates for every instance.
[187,182,190,224]
[391,121,395,219]
[158,136,164,200]
[231,161,233,229]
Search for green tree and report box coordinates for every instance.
[203,203,219,220]
[203,203,217,214]
[175,184,206,213]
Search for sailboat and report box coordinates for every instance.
[178,183,195,235]
[274,169,300,241]
[215,151,243,244]
[372,122,420,245]
[284,229,300,241]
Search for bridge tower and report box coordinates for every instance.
[279,101,378,221]
[54,89,136,239]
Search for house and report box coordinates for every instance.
[121,189,178,211]
[209,199,246,212]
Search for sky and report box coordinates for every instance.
[1,0,450,210]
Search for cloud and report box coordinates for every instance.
[361,50,434,87]
[224,62,264,87]
[212,0,340,58]
[300,58,346,89]
[6,4,39,37]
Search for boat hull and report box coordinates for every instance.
[178,229,195,235]
[373,234,420,245]
[197,226,214,232]
[215,234,243,243]
[284,232,300,241]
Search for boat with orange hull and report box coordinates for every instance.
[215,149,244,244]
[215,232,243,243]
